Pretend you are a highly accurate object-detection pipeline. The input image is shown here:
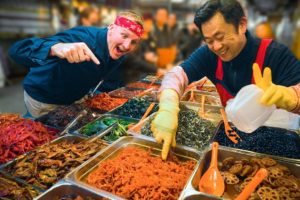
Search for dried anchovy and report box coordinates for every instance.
[111,96,158,119]
[142,105,215,150]
[214,124,300,159]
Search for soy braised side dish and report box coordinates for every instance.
[214,124,300,159]
[142,105,215,150]
[0,174,40,200]
[4,139,107,190]
[218,156,300,199]
[87,147,196,200]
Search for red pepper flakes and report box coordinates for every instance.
[0,119,58,164]
[85,93,128,111]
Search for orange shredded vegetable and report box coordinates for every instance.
[87,147,196,200]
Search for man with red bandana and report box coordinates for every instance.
[151,0,300,160]
[9,11,144,117]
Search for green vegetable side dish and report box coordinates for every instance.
[141,105,216,150]
[79,116,135,137]
[103,120,134,142]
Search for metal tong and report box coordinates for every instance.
[59,109,88,136]
[220,108,242,144]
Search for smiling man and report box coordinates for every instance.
[151,0,300,160]
[9,11,143,117]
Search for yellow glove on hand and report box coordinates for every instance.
[253,63,298,111]
[151,89,179,160]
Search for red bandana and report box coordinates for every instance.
[114,16,144,37]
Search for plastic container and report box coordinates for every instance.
[264,109,300,130]
[225,84,275,133]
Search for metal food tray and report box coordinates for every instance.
[0,135,87,190]
[73,114,138,138]
[214,122,300,161]
[34,181,115,200]
[66,136,202,199]
[181,90,221,106]
[181,145,300,200]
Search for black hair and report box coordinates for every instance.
[194,0,245,37]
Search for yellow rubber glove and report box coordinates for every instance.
[253,63,298,111]
[151,89,180,160]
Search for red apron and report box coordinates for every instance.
[215,39,272,106]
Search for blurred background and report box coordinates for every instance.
[0,0,300,114]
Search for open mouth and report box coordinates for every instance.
[116,46,128,55]
[218,49,227,56]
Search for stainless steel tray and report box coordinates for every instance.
[214,122,300,161]
[182,145,300,200]
[0,135,87,190]
[34,181,117,200]
[66,136,202,199]
[73,114,138,138]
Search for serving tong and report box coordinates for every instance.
[59,109,88,136]
[220,108,242,144]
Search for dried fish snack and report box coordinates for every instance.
[111,96,158,119]
[219,156,300,199]
[4,139,107,190]
[109,88,143,99]
[85,93,128,112]
[214,124,300,159]
[141,105,215,150]
[126,82,160,90]
[0,113,22,129]
[87,146,196,200]
[0,173,40,199]
[0,119,58,164]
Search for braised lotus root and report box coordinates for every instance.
[257,186,280,200]
[219,156,300,199]
[229,163,243,174]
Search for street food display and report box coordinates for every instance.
[1,75,299,200]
